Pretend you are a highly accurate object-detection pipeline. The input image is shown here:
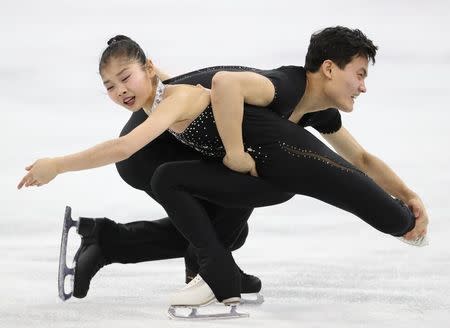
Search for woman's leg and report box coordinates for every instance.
[151,164,240,301]
[75,110,291,301]
[112,109,292,263]
[151,160,294,301]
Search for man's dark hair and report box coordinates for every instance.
[304,26,378,72]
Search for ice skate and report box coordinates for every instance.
[58,206,106,301]
[185,267,264,305]
[168,274,249,320]
[58,206,78,301]
[238,269,264,305]
[396,234,429,247]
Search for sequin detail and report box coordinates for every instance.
[143,79,165,116]
[168,105,225,158]
[278,141,366,176]
[168,105,267,161]
[145,73,267,161]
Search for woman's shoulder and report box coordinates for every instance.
[161,84,211,119]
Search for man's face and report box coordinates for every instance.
[326,55,368,112]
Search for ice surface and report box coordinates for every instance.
[1,1,450,327]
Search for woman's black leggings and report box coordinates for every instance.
[109,109,293,269]
[151,106,415,301]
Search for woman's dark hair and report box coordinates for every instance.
[99,35,147,72]
[304,26,378,72]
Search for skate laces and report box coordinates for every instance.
[182,274,203,290]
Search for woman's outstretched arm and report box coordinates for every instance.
[17,90,195,189]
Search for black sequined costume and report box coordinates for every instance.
[157,66,341,160]
[148,66,415,302]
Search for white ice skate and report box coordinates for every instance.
[396,234,429,247]
[185,268,264,306]
[58,206,79,301]
[167,274,249,320]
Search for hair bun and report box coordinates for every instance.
[107,35,132,46]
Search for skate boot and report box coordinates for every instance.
[185,266,263,305]
[239,268,262,293]
[238,268,264,305]
[72,217,106,298]
[168,274,248,320]
[58,206,106,301]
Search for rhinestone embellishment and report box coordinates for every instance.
[143,79,165,116]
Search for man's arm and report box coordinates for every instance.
[322,127,417,201]
[322,127,428,239]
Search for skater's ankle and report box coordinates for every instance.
[185,268,196,284]
[77,217,108,238]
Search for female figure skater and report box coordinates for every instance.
[18,27,428,312]
[67,104,294,300]
[16,36,298,304]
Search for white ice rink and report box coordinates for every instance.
[1,0,450,327]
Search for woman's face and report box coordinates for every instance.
[101,57,154,112]
[324,55,368,113]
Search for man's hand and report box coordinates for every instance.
[403,196,429,240]
[223,151,258,177]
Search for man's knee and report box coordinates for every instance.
[116,155,151,190]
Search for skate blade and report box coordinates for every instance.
[58,206,79,301]
[240,293,264,305]
[167,304,249,320]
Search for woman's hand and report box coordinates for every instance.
[223,151,258,177]
[403,195,429,240]
[17,158,59,189]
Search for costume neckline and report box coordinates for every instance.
[143,78,165,116]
